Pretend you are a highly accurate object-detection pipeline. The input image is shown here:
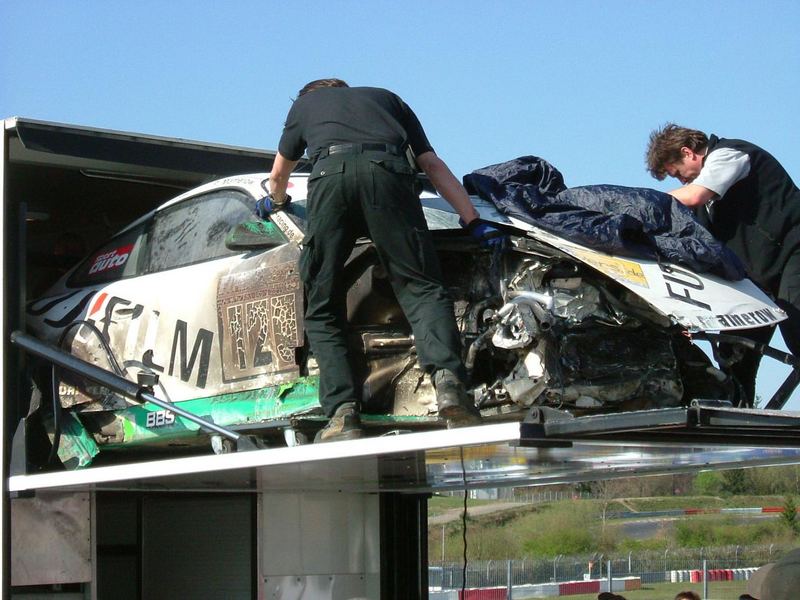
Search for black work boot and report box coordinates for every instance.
[314,402,364,443]
[433,369,481,427]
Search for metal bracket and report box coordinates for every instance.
[694,331,800,410]
[11,331,258,454]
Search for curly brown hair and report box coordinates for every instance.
[646,123,708,180]
[297,78,349,97]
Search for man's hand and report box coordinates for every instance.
[254,193,291,219]
[460,218,507,249]
[266,151,299,216]
[416,151,480,224]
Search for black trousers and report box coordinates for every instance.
[724,250,800,405]
[299,151,465,416]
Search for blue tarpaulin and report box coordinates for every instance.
[463,156,745,281]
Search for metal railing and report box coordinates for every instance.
[428,543,788,592]
[438,489,593,503]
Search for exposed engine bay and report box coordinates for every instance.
[347,233,734,420]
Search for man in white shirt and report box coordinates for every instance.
[647,123,800,406]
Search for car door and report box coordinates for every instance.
[59,187,295,407]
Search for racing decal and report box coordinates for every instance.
[694,308,782,331]
[87,244,133,275]
[270,293,300,364]
[269,210,305,245]
[142,348,164,372]
[93,294,134,341]
[72,292,214,389]
[129,317,213,389]
[145,409,175,428]
[57,381,81,408]
[568,248,649,287]
[39,290,96,328]
[658,264,711,311]
[89,292,109,317]
[217,261,303,382]
[169,320,213,388]
[26,289,85,317]
[217,175,262,187]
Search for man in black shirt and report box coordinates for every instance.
[268,78,498,442]
[647,123,800,406]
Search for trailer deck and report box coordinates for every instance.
[10,406,800,495]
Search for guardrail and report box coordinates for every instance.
[429,544,790,596]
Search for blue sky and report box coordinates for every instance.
[2,1,799,408]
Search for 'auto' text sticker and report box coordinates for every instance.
[88,244,133,275]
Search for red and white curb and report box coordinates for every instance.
[670,566,757,583]
[430,576,641,599]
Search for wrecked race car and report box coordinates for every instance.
[23,171,787,468]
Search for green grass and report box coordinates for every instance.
[429,496,800,561]
[622,495,786,512]
[621,496,726,512]
[515,580,747,600]
[674,513,796,547]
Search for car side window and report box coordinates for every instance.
[67,223,146,287]
[144,189,254,273]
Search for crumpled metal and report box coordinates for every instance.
[491,302,539,349]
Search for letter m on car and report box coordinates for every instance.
[169,320,213,388]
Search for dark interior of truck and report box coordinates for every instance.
[5,120,288,300]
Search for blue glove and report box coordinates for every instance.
[460,218,508,250]
[255,194,291,219]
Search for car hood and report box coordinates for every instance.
[419,194,785,333]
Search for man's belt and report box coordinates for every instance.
[317,143,401,159]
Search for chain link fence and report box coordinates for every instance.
[428,543,790,591]
[439,489,593,503]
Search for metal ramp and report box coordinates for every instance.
[9,406,800,496]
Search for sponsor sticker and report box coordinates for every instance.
[87,244,133,275]
[694,308,783,331]
[269,210,305,245]
[146,409,175,428]
[569,248,649,287]
[217,261,303,382]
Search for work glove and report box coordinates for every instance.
[460,218,508,250]
[254,193,291,219]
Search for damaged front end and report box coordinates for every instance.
[353,232,735,419]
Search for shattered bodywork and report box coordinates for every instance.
[25,173,786,467]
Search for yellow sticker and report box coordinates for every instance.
[569,248,649,287]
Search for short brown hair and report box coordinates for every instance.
[674,592,701,600]
[646,123,708,180]
[298,78,349,97]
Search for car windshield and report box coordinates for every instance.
[145,189,255,273]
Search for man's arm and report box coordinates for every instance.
[416,151,480,224]
[670,147,750,208]
[668,184,717,208]
[269,152,298,204]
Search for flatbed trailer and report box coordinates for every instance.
[7,408,800,599]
